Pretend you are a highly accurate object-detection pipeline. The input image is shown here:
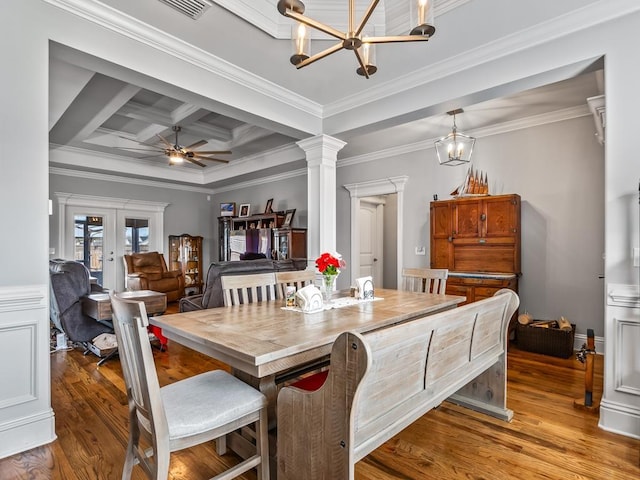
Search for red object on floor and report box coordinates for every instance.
[291,370,329,391]
[148,325,168,351]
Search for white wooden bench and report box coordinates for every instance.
[276,289,519,480]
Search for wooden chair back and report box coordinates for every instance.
[109,293,169,477]
[111,292,271,479]
[275,270,316,299]
[401,267,448,294]
[221,272,278,306]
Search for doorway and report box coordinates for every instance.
[344,176,407,288]
[55,193,167,291]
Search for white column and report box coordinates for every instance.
[297,135,346,262]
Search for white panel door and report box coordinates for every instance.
[359,199,383,285]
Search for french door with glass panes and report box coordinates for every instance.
[56,194,167,292]
[64,206,117,289]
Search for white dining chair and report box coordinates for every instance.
[221,272,278,306]
[275,270,316,299]
[401,268,449,294]
[110,293,270,480]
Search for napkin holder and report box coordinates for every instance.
[355,276,374,300]
[295,285,324,313]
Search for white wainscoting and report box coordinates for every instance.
[0,285,56,459]
[599,284,640,439]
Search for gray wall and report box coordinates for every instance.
[336,115,605,336]
[49,172,214,274]
[49,114,605,339]
[383,193,398,289]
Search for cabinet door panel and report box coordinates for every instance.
[430,203,452,268]
[453,202,480,238]
[483,196,519,238]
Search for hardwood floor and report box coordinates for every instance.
[1,317,638,479]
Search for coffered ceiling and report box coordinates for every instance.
[48,0,606,190]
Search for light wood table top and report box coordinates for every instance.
[150,288,465,378]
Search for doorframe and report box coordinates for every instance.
[55,193,168,291]
[344,176,408,288]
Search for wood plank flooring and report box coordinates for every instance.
[1,311,638,479]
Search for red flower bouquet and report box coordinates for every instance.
[315,252,345,276]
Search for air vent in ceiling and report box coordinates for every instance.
[158,0,212,20]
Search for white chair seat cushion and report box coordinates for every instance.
[161,370,266,441]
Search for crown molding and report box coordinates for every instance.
[49,166,215,194]
[210,167,308,195]
[343,175,408,197]
[338,104,590,168]
[324,0,640,117]
[43,0,322,118]
[202,142,305,183]
[54,192,170,211]
[50,144,208,183]
[52,160,309,195]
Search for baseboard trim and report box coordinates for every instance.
[573,332,604,356]
[598,399,640,440]
[0,409,57,459]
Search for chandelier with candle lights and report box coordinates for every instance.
[277,0,436,78]
[434,109,476,166]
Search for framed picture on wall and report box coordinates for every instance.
[220,202,236,217]
[283,208,296,227]
[264,198,273,214]
[239,204,251,217]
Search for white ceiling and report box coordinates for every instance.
[48,0,605,189]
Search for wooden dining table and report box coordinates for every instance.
[150,288,465,407]
[150,288,465,475]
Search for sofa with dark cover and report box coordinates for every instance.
[179,258,308,312]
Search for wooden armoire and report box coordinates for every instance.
[430,194,521,313]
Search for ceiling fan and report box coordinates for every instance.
[122,125,232,167]
[158,126,231,167]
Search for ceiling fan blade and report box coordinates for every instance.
[118,146,163,152]
[185,157,207,167]
[156,133,173,149]
[192,154,230,164]
[192,150,232,155]
[185,140,207,150]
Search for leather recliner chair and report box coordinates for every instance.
[123,252,185,302]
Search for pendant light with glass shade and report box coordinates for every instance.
[435,108,476,166]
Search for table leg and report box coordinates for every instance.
[233,370,278,428]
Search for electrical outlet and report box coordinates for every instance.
[633,247,639,267]
[415,246,426,256]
